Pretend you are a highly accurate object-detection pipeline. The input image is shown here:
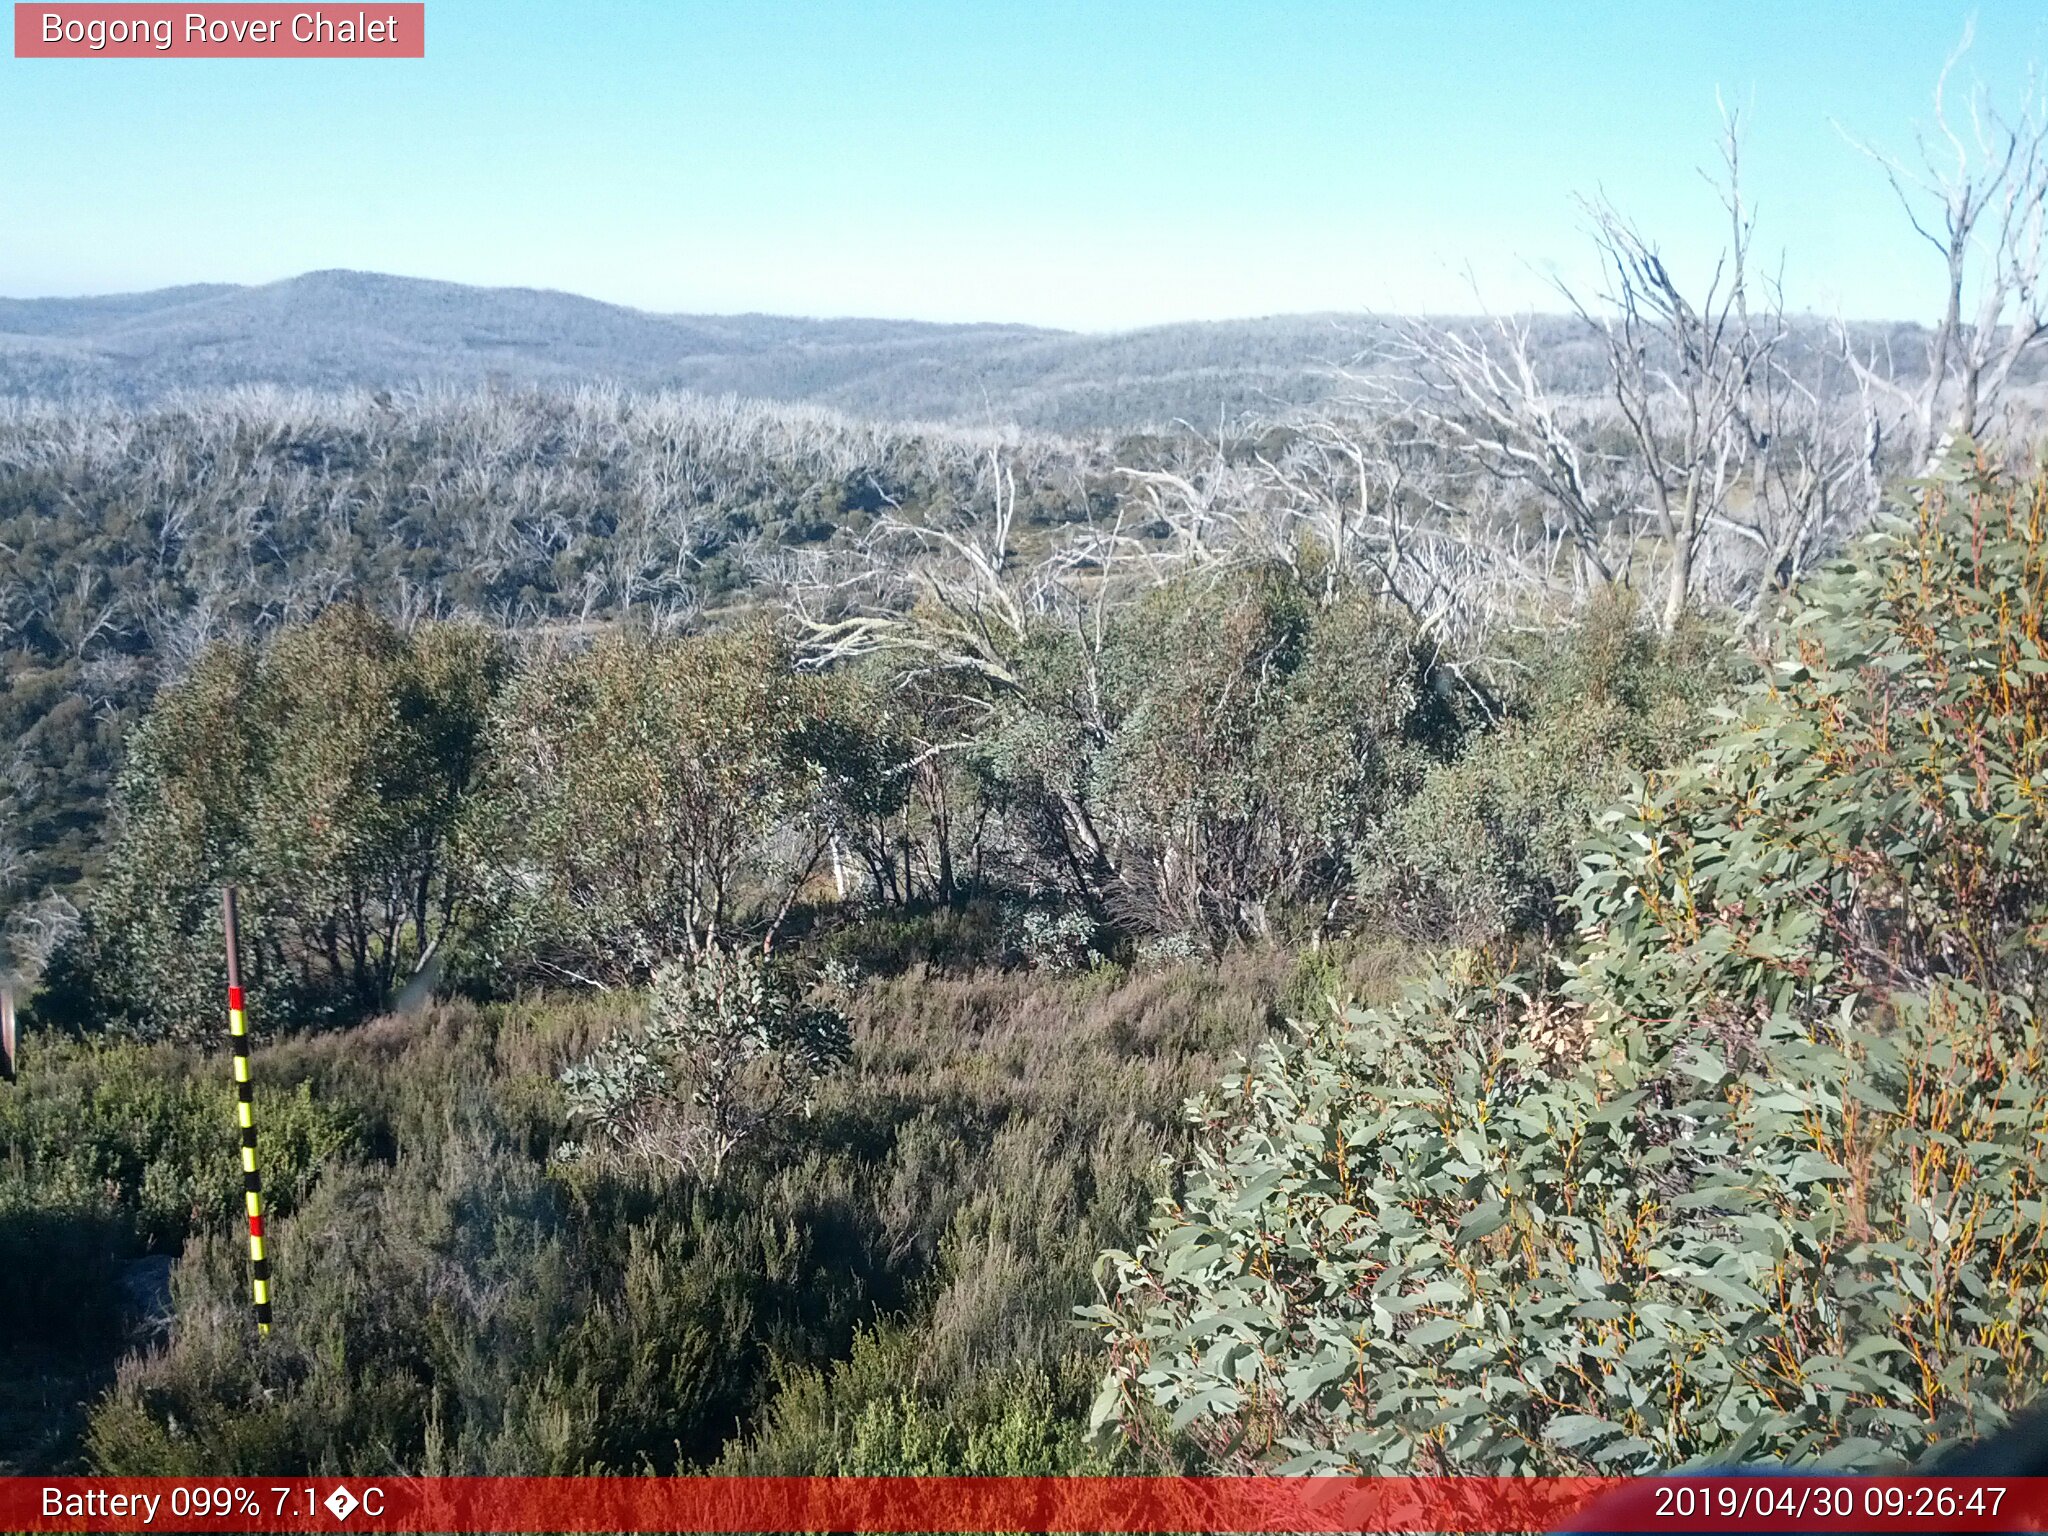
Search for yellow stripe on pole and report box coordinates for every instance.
[225,887,273,1336]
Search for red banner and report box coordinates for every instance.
[6,1475,2048,1533]
[13,4,423,57]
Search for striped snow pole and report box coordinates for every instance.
[222,887,270,1334]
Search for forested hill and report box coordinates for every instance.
[0,270,1455,430]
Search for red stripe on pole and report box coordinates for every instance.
[5,1476,2047,1532]
[227,986,244,1010]
[247,1214,264,1238]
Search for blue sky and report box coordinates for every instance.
[3,1,2045,328]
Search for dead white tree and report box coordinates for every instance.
[1395,311,1626,601]
[2,892,80,984]
[1717,326,1879,614]
[790,448,1132,907]
[794,447,1033,694]
[1843,26,2048,467]
[1402,114,1877,627]
[1566,131,1767,628]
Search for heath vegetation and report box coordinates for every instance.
[7,54,2048,1478]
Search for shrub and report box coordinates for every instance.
[721,1327,1119,1474]
[80,955,1280,1477]
[0,1037,357,1251]
[1090,464,2048,1473]
[0,1033,359,1389]
[1007,906,1103,972]
[560,948,852,1181]
[1082,573,1448,944]
[67,607,506,1037]
[85,1124,846,1476]
[477,627,828,984]
[1355,594,1736,946]
[814,900,1012,976]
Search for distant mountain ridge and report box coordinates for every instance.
[0,270,1402,430]
[0,269,1943,432]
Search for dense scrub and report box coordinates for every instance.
[1355,592,1733,945]
[0,387,1109,953]
[0,383,1774,1477]
[0,1040,359,1470]
[1092,461,2048,1473]
[0,380,1758,986]
[5,950,1317,1474]
[42,556,1726,1043]
[2,611,1720,1478]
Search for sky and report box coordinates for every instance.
[4,1,2047,330]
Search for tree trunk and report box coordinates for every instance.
[1662,538,1693,632]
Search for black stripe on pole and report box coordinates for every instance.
[223,887,270,1336]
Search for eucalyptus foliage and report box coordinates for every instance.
[1085,575,1444,943]
[67,605,505,1037]
[560,947,852,1181]
[1355,594,1733,945]
[478,626,828,985]
[1090,461,2048,1473]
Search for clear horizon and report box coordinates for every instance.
[0,265,1991,336]
[4,1,2046,330]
